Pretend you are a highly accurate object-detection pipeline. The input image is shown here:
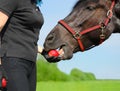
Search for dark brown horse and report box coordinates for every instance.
[43,0,120,60]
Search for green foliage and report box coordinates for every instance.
[85,72,96,80]
[70,68,87,81]
[70,68,96,81]
[37,55,96,82]
[37,55,72,82]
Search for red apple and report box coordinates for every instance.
[2,78,7,88]
[48,50,59,57]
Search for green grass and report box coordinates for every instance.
[37,80,120,91]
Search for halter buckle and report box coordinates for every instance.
[100,24,106,40]
[107,10,113,18]
[73,32,81,39]
[100,34,105,39]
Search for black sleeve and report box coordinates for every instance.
[0,0,18,16]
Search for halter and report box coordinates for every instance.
[58,0,116,52]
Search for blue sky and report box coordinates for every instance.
[38,0,120,79]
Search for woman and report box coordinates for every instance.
[0,0,60,91]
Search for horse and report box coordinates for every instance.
[43,0,120,60]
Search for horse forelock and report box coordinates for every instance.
[73,0,100,9]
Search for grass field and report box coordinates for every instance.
[37,80,120,91]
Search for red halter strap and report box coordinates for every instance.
[58,0,115,52]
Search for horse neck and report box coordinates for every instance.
[113,16,120,33]
[111,1,120,33]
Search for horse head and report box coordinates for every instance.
[43,0,120,60]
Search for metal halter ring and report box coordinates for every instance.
[73,32,81,39]
[107,10,113,18]
[100,23,105,29]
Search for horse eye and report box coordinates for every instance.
[86,6,95,11]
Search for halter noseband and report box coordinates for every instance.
[58,0,116,52]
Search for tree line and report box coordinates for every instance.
[37,55,96,82]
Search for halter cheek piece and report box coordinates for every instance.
[58,0,116,52]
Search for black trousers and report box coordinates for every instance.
[1,56,36,91]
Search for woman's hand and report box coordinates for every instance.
[37,46,43,53]
[37,46,61,62]
[0,61,8,88]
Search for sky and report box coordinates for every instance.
[38,0,120,79]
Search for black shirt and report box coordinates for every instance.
[0,0,44,62]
